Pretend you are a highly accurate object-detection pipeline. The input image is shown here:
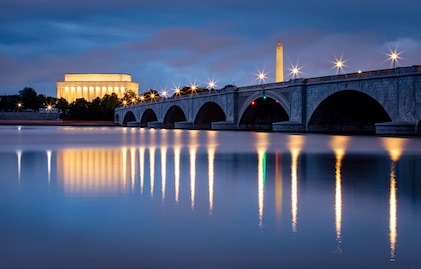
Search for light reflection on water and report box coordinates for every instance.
[1,126,421,268]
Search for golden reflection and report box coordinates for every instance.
[208,147,215,215]
[57,149,126,194]
[139,147,145,194]
[381,137,407,162]
[161,147,167,202]
[122,148,127,188]
[288,135,304,233]
[389,162,397,262]
[275,153,283,226]
[174,130,182,204]
[207,131,217,215]
[189,131,198,210]
[46,150,52,186]
[329,136,350,254]
[149,148,156,197]
[16,150,22,183]
[257,149,267,228]
[130,148,136,192]
[381,137,407,262]
[160,130,168,202]
[190,147,197,210]
[174,147,181,203]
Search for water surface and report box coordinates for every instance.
[1,126,420,268]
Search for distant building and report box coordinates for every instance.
[56,73,139,102]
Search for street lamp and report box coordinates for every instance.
[256,70,267,84]
[289,64,302,79]
[388,49,401,68]
[332,56,347,75]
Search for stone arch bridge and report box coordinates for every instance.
[115,65,421,135]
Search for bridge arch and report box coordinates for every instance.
[122,111,136,126]
[164,105,187,128]
[308,90,391,133]
[194,102,226,129]
[140,108,158,127]
[239,96,289,130]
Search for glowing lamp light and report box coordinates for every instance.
[190,83,198,94]
[251,100,256,105]
[257,70,267,84]
[332,56,347,75]
[140,95,145,102]
[289,64,302,79]
[47,105,52,111]
[387,48,401,68]
[122,100,127,106]
[207,80,216,90]
[161,90,168,99]
[150,93,156,100]
[131,98,136,104]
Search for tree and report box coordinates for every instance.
[19,87,38,110]
[123,89,137,102]
[68,98,90,120]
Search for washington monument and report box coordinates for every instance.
[276,41,284,82]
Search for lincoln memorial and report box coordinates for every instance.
[56,73,139,102]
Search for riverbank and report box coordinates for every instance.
[0,120,118,126]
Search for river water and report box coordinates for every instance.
[0,126,420,268]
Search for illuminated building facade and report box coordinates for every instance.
[276,40,284,82]
[56,73,139,102]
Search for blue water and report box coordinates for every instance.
[0,126,420,268]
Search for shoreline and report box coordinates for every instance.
[0,120,118,127]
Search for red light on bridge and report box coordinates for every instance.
[251,100,256,105]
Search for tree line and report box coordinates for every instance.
[0,87,136,121]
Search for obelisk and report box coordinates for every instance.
[276,41,284,82]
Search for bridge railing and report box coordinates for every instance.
[304,65,421,84]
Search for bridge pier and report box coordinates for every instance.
[211,121,237,130]
[147,121,163,128]
[375,121,416,135]
[174,121,194,129]
[272,121,306,132]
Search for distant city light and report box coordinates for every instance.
[140,95,145,102]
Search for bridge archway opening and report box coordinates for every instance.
[194,102,226,129]
[164,105,187,128]
[239,96,289,130]
[140,109,158,127]
[308,90,391,134]
[123,111,136,126]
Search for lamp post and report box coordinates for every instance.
[388,49,400,69]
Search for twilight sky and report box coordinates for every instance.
[1,0,421,97]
